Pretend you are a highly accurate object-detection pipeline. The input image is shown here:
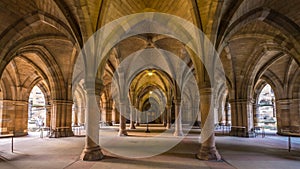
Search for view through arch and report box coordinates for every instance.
[28,86,46,132]
[256,84,277,132]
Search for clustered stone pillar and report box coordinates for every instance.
[50,100,74,137]
[272,98,300,135]
[196,88,221,161]
[111,102,120,125]
[72,105,79,126]
[290,99,300,133]
[219,104,224,124]
[45,105,51,127]
[173,99,183,136]
[276,99,290,133]
[14,101,28,136]
[253,103,259,127]
[229,99,254,137]
[192,104,199,127]
[0,100,28,136]
[78,105,85,125]
[166,104,171,129]
[130,106,136,129]
[80,87,103,161]
[101,99,113,125]
[163,109,167,127]
[118,101,128,136]
[135,107,140,126]
[135,100,141,126]
[224,102,230,126]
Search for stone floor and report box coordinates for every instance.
[216,134,300,169]
[0,126,300,169]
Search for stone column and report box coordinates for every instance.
[78,105,85,125]
[111,103,120,125]
[0,102,4,135]
[45,105,51,127]
[182,104,196,125]
[253,103,259,127]
[163,109,167,127]
[0,100,13,135]
[130,106,136,129]
[135,108,140,126]
[101,100,113,125]
[72,105,79,126]
[191,105,199,126]
[14,101,28,136]
[219,105,225,124]
[80,88,103,161]
[50,100,74,137]
[0,100,28,136]
[229,99,254,137]
[196,88,221,161]
[276,99,290,134]
[173,99,183,136]
[290,99,300,133]
[214,106,219,124]
[134,99,140,126]
[118,102,128,136]
[166,104,171,129]
[224,102,230,125]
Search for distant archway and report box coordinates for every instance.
[255,84,277,132]
[28,86,46,132]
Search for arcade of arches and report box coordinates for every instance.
[0,0,300,162]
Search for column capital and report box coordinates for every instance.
[229,99,248,104]
[276,99,291,104]
[0,100,28,106]
[83,84,104,95]
[45,105,52,109]
[199,88,212,95]
[173,99,181,105]
[51,100,73,105]
[165,103,172,109]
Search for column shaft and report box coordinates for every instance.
[196,88,221,161]
[50,100,74,137]
[0,100,28,136]
[130,106,136,129]
[118,102,128,136]
[173,100,183,136]
[80,88,103,161]
[166,105,171,129]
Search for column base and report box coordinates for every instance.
[80,146,104,161]
[135,122,140,126]
[118,129,128,136]
[0,132,9,136]
[229,128,255,137]
[196,146,221,161]
[173,130,183,136]
[106,122,113,126]
[13,131,28,137]
[130,123,136,129]
[50,129,74,138]
[0,131,28,137]
[166,123,171,129]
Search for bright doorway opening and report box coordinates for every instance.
[256,84,277,131]
[28,86,46,132]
